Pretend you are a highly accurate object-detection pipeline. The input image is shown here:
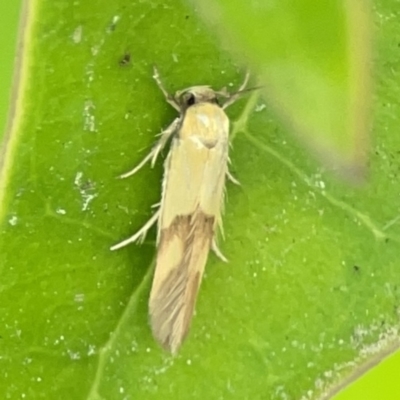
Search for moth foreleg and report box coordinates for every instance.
[153,66,180,112]
[110,209,160,251]
[222,71,250,109]
[119,118,180,179]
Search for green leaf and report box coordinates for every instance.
[1,1,399,399]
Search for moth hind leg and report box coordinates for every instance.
[211,239,228,263]
[110,210,160,251]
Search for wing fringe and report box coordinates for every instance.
[149,208,214,353]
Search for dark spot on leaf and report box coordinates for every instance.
[119,53,131,66]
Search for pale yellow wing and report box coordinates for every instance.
[149,102,229,353]
[159,102,229,232]
[149,210,213,353]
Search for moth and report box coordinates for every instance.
[111,67,250,353]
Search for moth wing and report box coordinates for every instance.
[149,103,229,353]
[149,211,213,353]
[157,103,229,232]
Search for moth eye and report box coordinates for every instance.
[186,93,196,106]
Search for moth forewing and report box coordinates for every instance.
[149,100,229,352]
[111,68,250,353]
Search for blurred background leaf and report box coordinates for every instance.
[193,0,372,182]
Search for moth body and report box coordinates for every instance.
[111,68,250,353]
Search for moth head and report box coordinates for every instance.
[175,86,219,111]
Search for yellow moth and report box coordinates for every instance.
[111,67,250,353]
